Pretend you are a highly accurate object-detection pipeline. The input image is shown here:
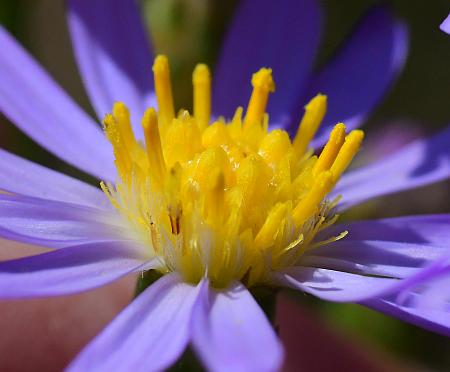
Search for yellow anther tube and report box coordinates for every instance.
[142,108,167,184]
[330,130,364,182]
[204,169,225,227]
[244,68,275,128]
[103,114,131,176]
[193,147,233,190]
[254,203,287,250]
[112,102,136,151]
[258,129,292,165]
[313,123,346,176]
[293,94,327,157]
[292,171,334,226]
[193,64,211,130]
[202,121,231,148]
[152,55,175,128]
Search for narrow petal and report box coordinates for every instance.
[415,274,450,313]
[303,6,408,146]
[332,126,450,210]
[363,258,450,337]
[366,297,450,337]
[192,281,284,372]
[440,13,450,34]
[0,149,107,208]
[276,267,398,302]
[303,241,445,279]
[276,260,447,303]
[303,215,450,278]
[68,274,202,372]
[0,194,124,248]
[0,27,115,180]
[0,241,148,298]
[213,0,322,126]
[67,0,155,136]
[319,214,450,246]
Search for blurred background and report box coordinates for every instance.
[0,0,449,370]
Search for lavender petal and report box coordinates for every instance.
[68,274,202,372]
[213,0,322,127]
[363,258,450,337]
[0,148,107,208]
[276,259,450,303]
[0,194,125,248]
[0,241,149,298]
[0,27,115,180]
[306,6,408,147]
[67,0,155,137]
[305,215,450,278]
[192,281,284,372]
[440,13,450,34]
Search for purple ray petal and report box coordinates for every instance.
[440,13,450,34]
[276,267,398,302]
[276,259,448,303]
[304,215,450,278]
[0,27,115,180]
[192,281,284,372]
[366,297,450,337]
[319,214,450,246]
[304,6,408,146]
[415,273,450,313]
[332,126,450,210]
[0,149,107,208]
[363,258,450,337]
[67,0,155,137]
[68,274,202,372]
[0,194,125,248]
[0,241,149,298]
[303,240,446,279]
[213,0,322,126]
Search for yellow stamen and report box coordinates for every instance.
[193,64,211,130]
[258,129,292,165]
[244,68,275,128]
[101,58,363,289]
[152,55,175,128]
[103,114,131,176]
[112,102,136,151]
[293,94,327,157]
[330,130,364,182]
[204,169,225,227]
[313,123,346,176]
[254,203,287,250]
[192,147,233,192]
[292,171,334,226]
[142,108,167,183]
[202,121,231,148]
[164,112,202,167]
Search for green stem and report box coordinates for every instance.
[134,269,163,298]
[250,286,279,324]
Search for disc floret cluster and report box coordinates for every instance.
[102,55,363,288]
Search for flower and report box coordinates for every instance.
[0,0,449,371]
[441,13,450,34]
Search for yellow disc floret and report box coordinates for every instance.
[101,55,363,288]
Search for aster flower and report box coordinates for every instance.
[0,0,449,371]
[441,13,450,34]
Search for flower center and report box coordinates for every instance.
[101,55,363,288]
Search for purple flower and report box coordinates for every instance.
[0,0,449,371]
[441,13,450,34]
